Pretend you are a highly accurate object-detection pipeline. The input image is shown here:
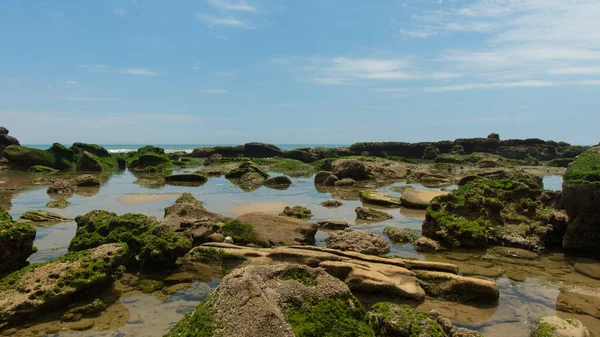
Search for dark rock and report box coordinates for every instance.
[213,145,244,157]
[4,144,74,170]
[335,178,356,187]
[0,209,36,277]
[423,146,439,159]
[314,171,332,184]
[0,126,20,157]
[317,220,349,230]
[165,174,208,185]
[323,174,339,186]
[205,153,222,165]
[332,159,369,180]
[264,176,292,187]
[487,133,500,140]
[321,199,343,208]
[243,142,284,158]
[285,149,318,163]
[190,147,216,158]
[127,146,173,172]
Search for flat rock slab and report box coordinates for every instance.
[18,210,72,225]
[575,258,600,280]
[359,191,402,207]
[235,212,318,247]
[399,187,448,209]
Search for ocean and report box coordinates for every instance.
[23,144,349,154]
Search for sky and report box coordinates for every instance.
[1,0,599,145]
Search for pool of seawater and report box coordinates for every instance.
[2,169,599,337]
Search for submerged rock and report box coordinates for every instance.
[0,243,127,323]
[399,186,448,209]
[321,199,343,208]
[359,190,402,207]
[422,171,567,251]
[530,316,591,337]
[72,174,101,187]
[317,219,350,230]
[69,210,192,269]
[46,178,75,195]
[280,205,312,219]
[384,226,420,244]
[314,171,332,184]
[165,173,208,185]
[46,199,70,209]
[263,175,292,187]
[326,228,390,256]
[18,210,72,225]
[561,146,600,253]
[0,209,36,277]
[165,263,368,337]
[355,207,393,222]
[234,212,318,247]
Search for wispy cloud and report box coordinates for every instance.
[207,0,257,12]
[549,67,600,75]
[425,79,600,92]
[77,65,158,76]
[198,89,229,94]
[312,77,352,86]
[121,68,158,76]
[196,14,255,29]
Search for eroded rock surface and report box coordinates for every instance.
[326,229,390,256]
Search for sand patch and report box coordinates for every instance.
[226,202,292,216]
[117,193,181,205]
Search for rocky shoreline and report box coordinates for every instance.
[0,126,599,336]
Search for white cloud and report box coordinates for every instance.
[549,67,600,75]
[312,77,352,86]
[424,79,600,92]
[196,14,255,29]
[399,28,436,38]
[121,68,158,76]
[198,89,229,94]
[207,0,256,12]
[114,8,126,18]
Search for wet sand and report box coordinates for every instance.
[226,201,292,216]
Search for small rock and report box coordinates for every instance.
[314,171,332,184]
[326,228,390,256]
[359,190,401,207]
[384,226,420,244]
[207,233,225,243]
[47,179,74,195]
[72,174,100,187]
[323,174,339,186]
[224,236,234,244]
[414,237,440,253]
[280,206,312,219]
[321,199,343,208]
[18,210,72,225]
[355,207,393,222]
[264,176,293,187]
[317,220,349,230]
[334,178,356,187]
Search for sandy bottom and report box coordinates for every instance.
[226,202,292,216]
[117,193,182,205]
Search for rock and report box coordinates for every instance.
[190,147,216,158]
[4,144,74,170]
[236,172,267,191]
[399,186,448,209]
[314,171,332,184]
[225,161,269,180]
[414,237,440,253]
[0,127,20,157]
[423,146,440,160]
[530,316,591,337]
[18,210,72,225]
[61,298,107,322]
[574,258,600,280]
[243,142,284,158]
[285,149,318,163]
[126,146,173,173]
[205,153,222,165]
[349,142,433,159]
[69,143,119,171]
[359,190,402,207]
[280,205,312,219]
[27,165,58,174]
[162,202,227,245]
[415,270,500,303]
[420,174,454,187]
[224,236,234,244]
[46,199,70,209]
[164,173,208,185]
[165,263,368,337]
[234,212,318,247]
[175,192,203,208]
[46,179,75,195]
[323,174,339,186]
[367,303,483,337]
[0,209,36,277]
[214,145,245,157]
[69,210,192,269]
[207,233,225,243]
[332,159,369,180]
[355,207,393,222]
[72,174,100,187]
[321,199,343,208]
[477,157,501,168]
[488,133,500,140]
[335,178,356,187]
[263,176,292,187]
[317,220,350,230]
[0,243,127,323]
[384,226,420,244]
[423,171,565,251]
[326,228,390,256]
[561,147,600,252]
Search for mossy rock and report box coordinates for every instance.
[366,302,445,337]
[423,171,562,251]
[68,210,192,269]
[27,165,58,174]
[355,207,393,222]
[18,210,72,225]
[564,149,600,182]
[280,206,312,219]
[546,158,575,168]
[0,209,36,277]
[126,146,174,172]
[61,299,107,322]
[221,220,263,246]
[359,190,401,207]
[3,144,74,170]
[46,199,71,209]
[175,192,203,208]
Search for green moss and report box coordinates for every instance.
[286,296,375,337]
[546,158,575,167]
[3,144,73,170]
[314,158,335,171]
[164,294,217,337]
[27,165,59,174]
[359,190,401,206]
[68,210,191,269]
[281,206,313,219]
[137,279,164,293]
[46,199,71,209]
[175,192,204,208]
[564,149,600,182]
[280,269,318,287]
[367,302,445,337]
[221,220,262,246]
[127,146,174,172]
[532,322,556,337]
[190,247,236,264]
[0,210,37,276]
[253,158,313,177]
[70,143,119,171]
[61,299,107,321]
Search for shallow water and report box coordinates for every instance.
[2,168,599,336]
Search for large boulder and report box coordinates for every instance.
[71,143,119,171]
[285,149,318,163]
[0,126,20,157]
[0,243,127,323]
[190,147,216,158]
[243,142,284,158]
[332,159,369,180]
[398,186,448,209]
[0,209,36,277]
[161,199,228,245]
[4,143,74,170]
[423,171,567,251]
[561,147,600,252]
[326,228,390,256]
[126,146,173,172]
[530,316,591,337]
[213,145,244,157]
[69,210,192,269]
[165,263,371,337]
[233,212,318,247]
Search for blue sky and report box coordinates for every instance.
[1,0,599,145]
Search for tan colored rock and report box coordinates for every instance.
[530,316,591,337]
[400,186,448,209]
[234,212,318,247]
[415,270,499,303]
[326,229,390,256]
[574,258,600,280]
[161,202,227,245]
[415,237,441,253]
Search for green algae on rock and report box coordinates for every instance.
[71,143,120,171]
[221,220,262,247]
[69,210,192,269]
[355,207,393,222]
[422,171,567,251]
[3,144,74,170]
[280,205,313,219]
[359,190,402,207]
[530,316,591,337]
[175,192,204,209]
[61,298,107,322]
[126,146,174,173]
[0,243,127,323]
[18,210,72,226]
[562,146,600,253]
[0,209,36,277]
[46,199,71,209]
[27,165,59,174]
